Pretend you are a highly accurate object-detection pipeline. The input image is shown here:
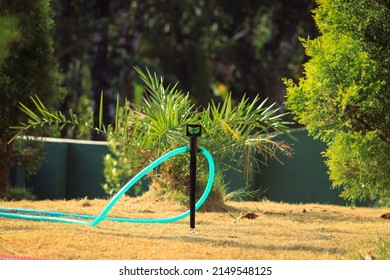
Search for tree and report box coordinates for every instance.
[285,0,390,202]
[0,0,65,196]
[133,0,317,108]
[51,0,317,139]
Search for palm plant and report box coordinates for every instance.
[11,67,293,209]
[102,67,293,208]
[102,68,199,197]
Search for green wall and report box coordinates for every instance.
[19,130,361,205]
[255,128,346,205]
[26,138,108,199]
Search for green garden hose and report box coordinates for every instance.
[0,146,215,226]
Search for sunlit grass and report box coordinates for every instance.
[0,198,388,260]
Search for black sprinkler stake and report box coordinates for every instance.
[186,124,202,229]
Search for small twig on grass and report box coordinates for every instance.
[0,245,23,256]
[222,208,239,220]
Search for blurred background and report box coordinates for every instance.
[51,0,318,139]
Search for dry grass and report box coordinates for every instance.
[0,197,389,260]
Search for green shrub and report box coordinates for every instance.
[0,0,65,196]
[102,67,293,208]
[285,0,390,203]
[4,186,37,201]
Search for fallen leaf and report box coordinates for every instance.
[241,213,259,219]
[380,213,390,219]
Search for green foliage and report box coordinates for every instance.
[285,0,390,202]
[5,186,37,201]
[102,68,199,196]
[377,197,390,208]
[326,131,390,201]
[102,67,293,206]
[0,0,65,122]
[0,15,19,62]
[13,67,293,207]
[12,137,45,176]
[0,0,65,194]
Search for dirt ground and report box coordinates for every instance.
[0,197,389,260]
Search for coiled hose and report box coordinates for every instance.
[0,146,214,226]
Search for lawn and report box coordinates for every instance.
[0,197,389,260]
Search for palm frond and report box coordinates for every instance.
[8,93,111,143]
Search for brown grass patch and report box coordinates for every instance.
[0,197,389,260]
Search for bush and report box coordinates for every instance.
[0,0,65,196]
[285,0,390,202]
[102,67,293,208]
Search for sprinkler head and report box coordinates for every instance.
[186,124,202,137]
